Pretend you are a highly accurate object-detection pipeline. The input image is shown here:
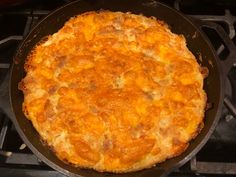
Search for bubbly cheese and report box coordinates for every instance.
[19,11,207,173]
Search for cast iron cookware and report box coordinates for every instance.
[6,0,236,176]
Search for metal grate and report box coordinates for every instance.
[0,0,236,176]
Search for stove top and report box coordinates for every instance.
[0,0,236,177]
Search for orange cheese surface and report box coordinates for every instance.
[19,11,206,173]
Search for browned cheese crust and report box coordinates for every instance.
[19,11,207,173]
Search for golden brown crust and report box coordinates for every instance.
[19,11,206,173]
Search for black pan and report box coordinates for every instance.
[3,0,236,176]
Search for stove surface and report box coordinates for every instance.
[0,0,236,177]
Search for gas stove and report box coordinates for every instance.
[0,0,236,177]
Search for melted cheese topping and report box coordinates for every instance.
[19,11,206,173]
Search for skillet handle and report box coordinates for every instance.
[193,19,236,118]
[0,72,14,121]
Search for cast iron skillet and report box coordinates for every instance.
[4,0,236,176]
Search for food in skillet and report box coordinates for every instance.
[19,11,207,173]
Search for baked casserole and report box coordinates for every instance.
[19,11,207,173]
